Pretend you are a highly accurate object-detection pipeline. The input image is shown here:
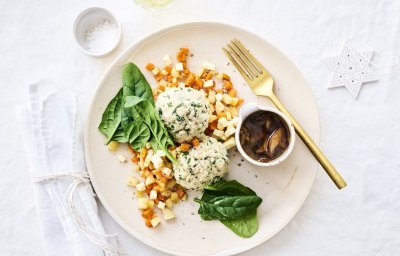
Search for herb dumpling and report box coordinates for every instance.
[156,87,210,143]
[174,137,229,190]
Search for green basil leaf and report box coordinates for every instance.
[221,209,258,238]
[98,88,123,144]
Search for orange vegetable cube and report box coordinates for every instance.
[180,47,189,55]
[228,88,237,97]
[223,80,233,90]
[222,73,230,81]
[192,138,200,147]
[145,63,155,71]
[176,53,186,62]
[179,143,190,152]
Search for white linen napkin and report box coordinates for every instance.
[17,79,126,256]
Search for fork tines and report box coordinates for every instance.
[222,39,265,81]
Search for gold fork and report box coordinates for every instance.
[223,39,347,189]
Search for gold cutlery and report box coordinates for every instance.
[223,39,347,189]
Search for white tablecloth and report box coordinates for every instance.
[1,0,399,255]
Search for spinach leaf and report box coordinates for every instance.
[205,180,256,196]
[122,63,155,106]
[194,195,262,220]
[124,121,151,151]
[124,96,177,164]
[111,126,129,143]
[221,209,258,238]
[98,88,124,144]
[195,179,262,238]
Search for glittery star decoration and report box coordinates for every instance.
[326,44,379,98]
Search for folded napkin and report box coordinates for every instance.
[17,79,125,256]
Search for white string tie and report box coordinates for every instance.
[31,172,127,256]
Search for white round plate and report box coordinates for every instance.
[84,22,319,256]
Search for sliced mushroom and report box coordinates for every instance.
[267,128,285,157]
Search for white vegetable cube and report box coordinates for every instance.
[165,198,173,208]
[162,209,176,220]
[150,217,161,227]
[117,155,127,163]
[107,141,119,151]
[225,111,232,121]
[162,167,172,177]
[127,176,138,187]
[230,117,239,127]
[204,80,214,88]
[223,137,236,150]
[136,182,146,192]
[145,176,156,186]
[215,101,225,114]
[171,68,179,78]
[222,94,232,105]
[216,72,223,80]
[229,107,239,118]
[217,117,228,130]
[152,68,160,75]
[144,149,154,167]
[225,126,236,137]
[163,55,172,66]
[159,79,167,87]
[156,150,166,157]
[149,190,157,200]
[175,62,184,71]
[230,98,239,106]
[213,129,225,138]
[157,201,166,210]
[133,164,140,172]
[208,90,216,104]
[209,104,215,113]
[161,69,168,76]
[203,61,216,71]
[215,93,223,102]
[150,154,164,169]
[137,198,148,209]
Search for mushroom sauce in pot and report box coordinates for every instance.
[239,110,290,163]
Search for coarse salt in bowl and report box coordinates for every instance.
[73,7,122,57]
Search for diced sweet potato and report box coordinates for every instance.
[145,63,155,71]
[228,88,237,97]
[179,143,190,152]
[192,138,200,147]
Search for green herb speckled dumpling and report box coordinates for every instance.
[155,87,210,143]
[173,137,229,190]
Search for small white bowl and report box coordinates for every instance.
[235,102,296,167]
[73,7,122,57]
